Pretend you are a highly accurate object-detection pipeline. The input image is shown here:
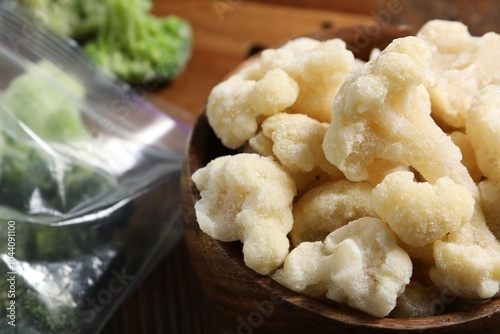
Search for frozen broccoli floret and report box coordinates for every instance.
[0,196,134,263]
[1,60,89,143]
[17,1,69,38]
[0,134,120,215]
[0,262,77,333]
[0,136,60,212]
[18,0,79,37]
[0,60,119,215]
[84,0,192,84]
[17,0,106,41]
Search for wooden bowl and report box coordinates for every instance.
[180,24,500,334]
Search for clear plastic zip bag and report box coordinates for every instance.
[0,3,190,333]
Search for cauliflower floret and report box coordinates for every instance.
[479,180,500,240]
[272,241,332,297]
[417,20,500,128]
[322,36,477,197]
[430,203,500,299]
[284,39,356,123]
[466,85,500,183]
[372,171,475,247]
[258,38,356,122]
[450,131,483,182]
[290,180,377,246]
[206,68,299,149]
[250,113,342,176]
[280,37,323,53]
[324,218,412,318]
[276,217,412,318]
[191,153,296,275]
[248,122,337,194]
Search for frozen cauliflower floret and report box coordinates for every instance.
[251,113,342,176]
[466,85,500,183]
[325,217,412,318]
[246,138,334,195]
[277,217,412,318]
[417,20,500,128]
[258,38,356,122]
[430,203,500,299]
[323,36,478,197]
[272,241,333,297]
[372,171,475,247]
[248,120,338,194]
[479,180,500,240]
[281,37,322,53]
[290,180,377,246]
[191,153,296,275]
[284,39,356,123]
[391,281,441,318]
[258,38,321,76]
[206,68,299,149]
[450,131,483,182]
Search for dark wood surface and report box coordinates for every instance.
[101,1,500,333]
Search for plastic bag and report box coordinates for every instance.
[0,3,189,333]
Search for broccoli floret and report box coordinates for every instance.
[83,0,192,84]
[17,0,193,84]
[17,0,106,41]
[17,0,79,37]
[0,204,133,262]
[0,261,77,333]
[2,60,89,143]
[71,0,107,41]
[0,136,61,213]
[0,132,121,216]
[0,60,120,215]
[0,247,124,333]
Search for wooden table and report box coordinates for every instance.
[101,0,500,332]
